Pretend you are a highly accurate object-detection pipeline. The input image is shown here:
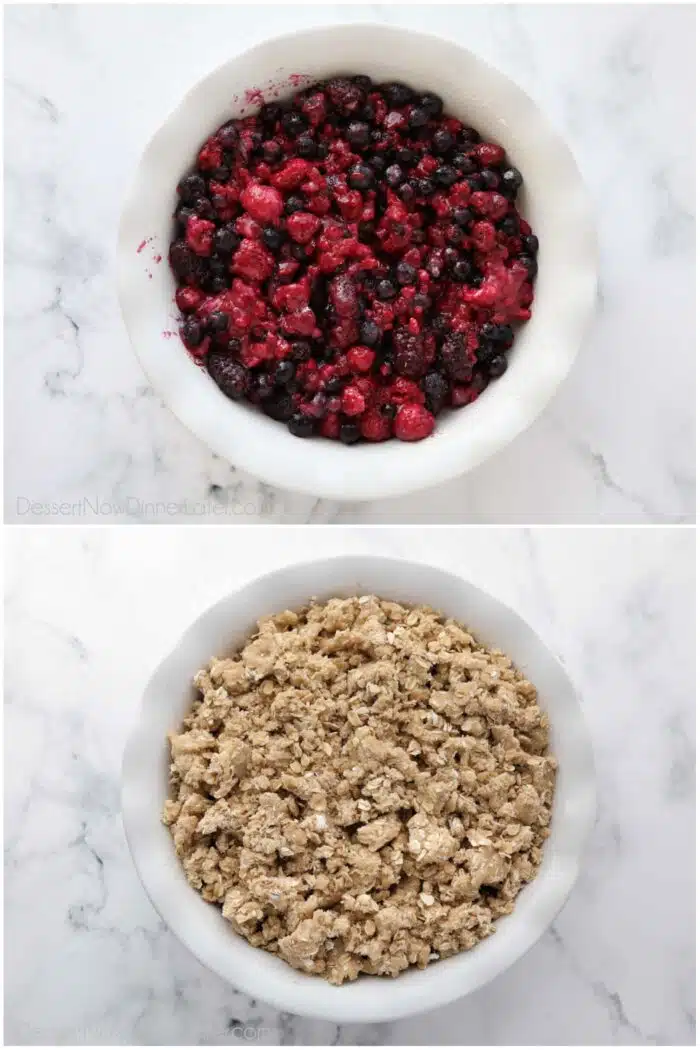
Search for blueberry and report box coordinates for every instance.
[484,170,503,190]
[380,402,397,419]
[347,121,370,148]
[214,224,240,255]
[396,261,417,286]
[381,82,414,108]
[324,375,344,395]
[207,351,249,399]
[467,173,485,190]
[210,165,231,182]
[497,215,520,237]
[316,142,329,160]
[488,354,508,378]
[423,371,450,414]
[347,164,374,190]
[453,152,477,175]
[518,254,538,278]
[177,173,207,202]
[263,392,295,421]
[274,360,296,385]
[523,234,539,255]
[359,319,381,346]
[418,92,443,118]
[407,106,430,129]
[208,276,228,293]
[413,292,432,310]
[453,207,475,228]
[376,278,397,300]
[433,129,454,154]
[435,165,458,187]
[208,311,229,333]
[416,177,436,196]
[218,122,239,149]
[180,319,203,347]
[339,422,361,444]
[281,111,307,137]
[451,259,474,283]
[296,134,317,158]
[479,323,513,353]
[368,155,387,175]
[263,140,283,164]
[288,412,315,438]
[385,163,403,188]
[500,167,523,198]
[285,195,306,214]
[261,226,285,252]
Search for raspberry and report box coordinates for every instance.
[346,346,376,373]
[270,159,311,190]
[176,286,205,313]
[286,211,321,244]
[232,239,274,282]
[197,141,223,170]
[185,217,215,257]
[240,182,284,224]
[394,403,435,441]
[341,385,366,416]
[360,409,392,442]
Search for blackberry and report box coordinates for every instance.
[207,352,249,399]
[177,173,207,202]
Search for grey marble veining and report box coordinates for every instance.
[4,527,695,1045]
[3,4,695,524]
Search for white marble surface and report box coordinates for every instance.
[3,4,696,524]
[4,526,695,1045]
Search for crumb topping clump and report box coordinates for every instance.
[163,595,556,984]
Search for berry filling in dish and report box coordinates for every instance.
[169,75,539,443]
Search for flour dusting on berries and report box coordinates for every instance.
[169,76,538,443]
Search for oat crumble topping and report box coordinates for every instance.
[163,596,556,984]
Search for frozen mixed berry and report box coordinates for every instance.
[169,75,537,444]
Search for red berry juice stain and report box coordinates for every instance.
[136,236,154,254]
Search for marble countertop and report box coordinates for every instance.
[5,526,695,1045]
[3,4,696,524]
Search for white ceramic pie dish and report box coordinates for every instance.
[121,556,596,1023]
[117,24,597,502]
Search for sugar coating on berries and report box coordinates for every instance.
[169,74,537,444]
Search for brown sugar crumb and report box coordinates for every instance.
[163,596,557,984]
